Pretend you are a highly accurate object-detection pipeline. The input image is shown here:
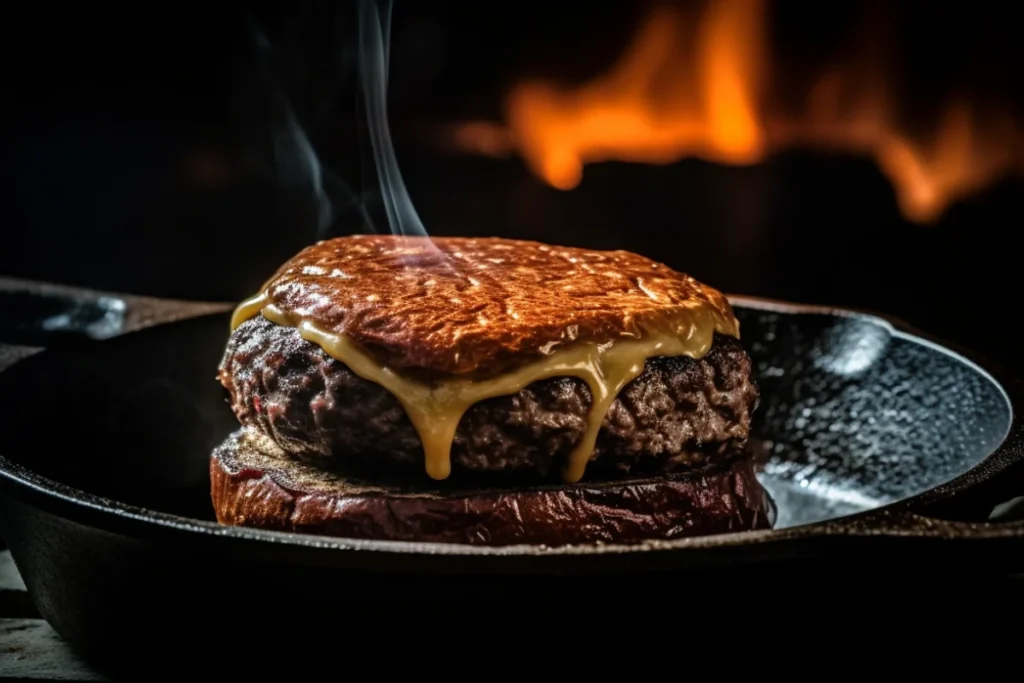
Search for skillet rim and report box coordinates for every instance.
[0,294,1020,561]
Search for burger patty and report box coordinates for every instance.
[219,316,759,480]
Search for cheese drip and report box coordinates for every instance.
[230,293,734,483]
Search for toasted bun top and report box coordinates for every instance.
[235,234,738,376]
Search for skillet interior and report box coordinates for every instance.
[0,300,1012,534]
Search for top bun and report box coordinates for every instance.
[232,235,738,377]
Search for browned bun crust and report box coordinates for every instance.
[210,428,776,546]
[244,235,738,376]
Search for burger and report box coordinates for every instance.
[210,234,776,546]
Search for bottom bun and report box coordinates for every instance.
[210,428,777,546]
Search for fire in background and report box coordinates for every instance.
[446,0,1023,224]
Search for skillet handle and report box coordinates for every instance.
[0,341,43,374]
[0,279,230,353]
[0,284,126,553]
[0,280,230,553]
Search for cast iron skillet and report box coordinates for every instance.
[0,294,1021,667]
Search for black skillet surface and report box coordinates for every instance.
[0,293,1021,669]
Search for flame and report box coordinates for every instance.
[448,0,1021,224]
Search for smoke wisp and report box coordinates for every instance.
[357,0,431,238]
[244,18,334,239]
[238,1,436,245]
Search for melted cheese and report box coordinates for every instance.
[230,293,733,484]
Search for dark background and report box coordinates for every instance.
[2,0,1022,373]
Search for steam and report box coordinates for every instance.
[239,1,434,244]
[357,0,431,238]
[272,100,333,237]
[246,21,335,238]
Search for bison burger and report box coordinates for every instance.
[211,235,775,546]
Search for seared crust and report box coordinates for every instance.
[219,316,759,480]
[210,428,776,546]
[235,235,739,376]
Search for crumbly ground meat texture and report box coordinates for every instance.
[218,316,759,481]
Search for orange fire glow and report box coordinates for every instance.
[447,0,1021,223]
